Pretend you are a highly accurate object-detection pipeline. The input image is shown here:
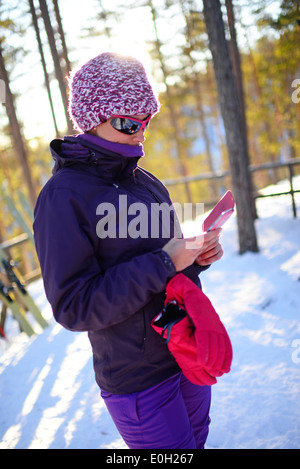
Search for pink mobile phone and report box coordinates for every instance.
[202,190,235,232]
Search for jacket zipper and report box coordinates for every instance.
[142,308,146,352]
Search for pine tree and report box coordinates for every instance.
[203,0,258,254]
[38,0,72,133]
[0,43,37,206]
[28,0,60,137]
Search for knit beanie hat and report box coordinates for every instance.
[68,52,160,132]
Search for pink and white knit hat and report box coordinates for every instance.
[68,52,160,132]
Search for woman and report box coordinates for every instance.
[33,52,223,449]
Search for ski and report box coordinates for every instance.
[0,251,48,330]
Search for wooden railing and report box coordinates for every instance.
[0,233,41,283]
[163,158,300,218]
[1,158,300,284]
[1,158,299,337]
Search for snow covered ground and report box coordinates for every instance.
[0,177,299,449]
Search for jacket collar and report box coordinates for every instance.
[50,133,144,181]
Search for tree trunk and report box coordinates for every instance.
[0,45,37,206]
[225,0,247,144]
[203,0,258,254]
[0,149,14,195]
[52,0,71,76]
[28,0,60,137]
[39,0,73,134]
[225,0,257,218]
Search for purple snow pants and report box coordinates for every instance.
[101,372,211,449]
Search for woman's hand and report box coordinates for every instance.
[162,228,223,272]
[194,237,223,267]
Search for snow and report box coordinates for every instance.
[1,177,300,449]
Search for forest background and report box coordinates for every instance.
[0,0,299,279]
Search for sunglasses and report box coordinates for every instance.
[110,114,152,135]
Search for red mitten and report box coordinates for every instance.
[163,315,218,385]
[161,274,233,379]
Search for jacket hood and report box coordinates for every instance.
[50,133,144,181]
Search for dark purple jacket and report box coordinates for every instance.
[33,133,207,394]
